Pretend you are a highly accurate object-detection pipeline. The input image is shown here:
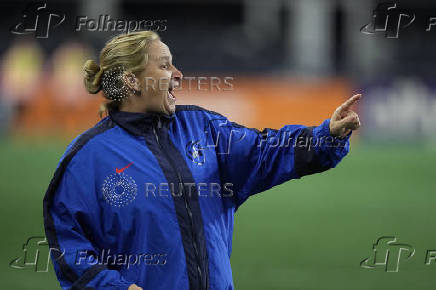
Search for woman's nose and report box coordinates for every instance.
[172,67,183,80]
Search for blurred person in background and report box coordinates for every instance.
[43,30,360,290]
[50,41,91,106]
[49,41,94,133]
[0,39,43,135]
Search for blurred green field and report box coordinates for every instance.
[1,139,435,289]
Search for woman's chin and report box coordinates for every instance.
[165,103,176,114]
[163,98,176,115]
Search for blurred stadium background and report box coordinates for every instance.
[1,0,436,289]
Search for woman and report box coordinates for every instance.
[43,31,360,290]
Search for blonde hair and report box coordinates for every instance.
[83,31,160,114]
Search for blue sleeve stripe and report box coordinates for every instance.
[294,127,330,177]
[70,264,108,290]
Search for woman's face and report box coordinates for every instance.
[138,40,182,115]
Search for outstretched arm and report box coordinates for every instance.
[209,94,362,207]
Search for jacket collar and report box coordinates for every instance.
[109,109,175,136]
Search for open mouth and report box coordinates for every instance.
[168,89,176,99]
[167,79,179,102]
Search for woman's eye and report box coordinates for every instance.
[161,64,168,69]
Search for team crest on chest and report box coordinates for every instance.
[102,162,137,207]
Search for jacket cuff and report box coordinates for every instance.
[311,119,351,168]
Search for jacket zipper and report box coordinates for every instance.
[152,116,205,289]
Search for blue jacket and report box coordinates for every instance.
[43,105,351,290]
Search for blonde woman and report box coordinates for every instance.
[43,31,361,290]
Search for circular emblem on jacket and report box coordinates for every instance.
[102,172,137,207]
[186,140,205,165]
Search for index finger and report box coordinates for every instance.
[337,94,361,112]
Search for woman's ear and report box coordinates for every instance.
[122,71,141,93]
